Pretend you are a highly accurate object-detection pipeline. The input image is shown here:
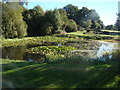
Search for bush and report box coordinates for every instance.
[65,19,77,32]
[55,30,67,34]
[78,26,85,31]
[41,23,53,35]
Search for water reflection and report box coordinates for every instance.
[1,45,45,61]
[97,44,113,58]
[2,46,26,60]
[96,41,118,60]
[71,41,118,60]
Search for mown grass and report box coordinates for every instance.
[1,50,120,88]
[67,30,120,40]
[101,29,120,33]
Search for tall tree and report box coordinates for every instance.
[63,4,79,19]
[89,9,100,21]
[105,25,115,30]
[22,5,45,36]
[115,13,120,31]
[2,2,27,38]
[32,5,44,16]
[75,7,103,30]
[53,9,62,32]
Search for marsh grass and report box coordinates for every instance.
[1,32,119,49]
[1,36,75,47]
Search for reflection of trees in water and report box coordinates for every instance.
[2,46,27,60]
[2,45,46,61]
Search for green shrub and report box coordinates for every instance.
[65,19,77,32]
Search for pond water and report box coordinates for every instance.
[70,41,118,60]
[1,45,45,62]
[96,41,118,59]
[1,41,119,61]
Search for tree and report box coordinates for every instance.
[2,2,27,38]
[65,19,77,32]
[53,9,62,32]
[82,20,92,30]
[58,9,68,30]
[58,9,68,24]
[89,9,100,20]
[115,13,120,31]
[40,21,53,35]
[45,10,54,24]
[105,25,115,30]
[75,7,90,22]
[22,5,45,36]
[91,20,101,29]
[75,7,103,31]
[63,4,79,19]
[97,20,104,29]
[33,5,44,16]
[75,7,92,30]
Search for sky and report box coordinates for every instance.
[25,0,119,26]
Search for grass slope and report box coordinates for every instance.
[1,54,120,88]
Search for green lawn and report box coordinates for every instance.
[101,29,120,33]
[67,31,120,41]
[1,53,120,88]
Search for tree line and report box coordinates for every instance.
[1,2,119,38]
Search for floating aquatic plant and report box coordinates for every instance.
[25,46,77,54]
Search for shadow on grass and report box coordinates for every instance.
[2,55,120,88]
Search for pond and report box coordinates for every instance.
[1,41,119,62]
[1,45,46,62]
[69,41,118,60]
